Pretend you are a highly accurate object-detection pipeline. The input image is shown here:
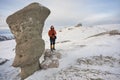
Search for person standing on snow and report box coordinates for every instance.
[48,25,57,51]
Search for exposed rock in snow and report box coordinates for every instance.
[41,49,61,69]
[75,23,82,27]
[86,30,120,39]
[41,57,59,69]
[76,55,120,67]
[0,58,8,65]
[6,2,50,79]
[44,50,62,59]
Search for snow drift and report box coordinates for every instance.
[0,24,120,80]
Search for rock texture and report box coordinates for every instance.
[6,3,50,79]
[41,49,61,69]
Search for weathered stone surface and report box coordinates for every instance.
[44,49,62,59]
[41,57,59,69]
[44,49,53,58]
[6,2,50,79]
[21,61,40,79]
[53,51,62,59]
[41,49,61,69]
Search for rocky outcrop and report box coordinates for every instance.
[41,49,61,69]
[75,23,82,27]
[86,30,120,39]
[6,3,50,79]
[0,58,8,65]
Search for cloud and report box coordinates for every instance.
[82,12,120,25]
[0,13,9,27]
[40,0,120,26]
[83,13,111,22]
[0,0,120,28]
[40,0,88,26]
[0,14,5,25]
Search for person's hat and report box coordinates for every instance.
[50,25,54,29]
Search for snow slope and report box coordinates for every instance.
[0,24,120,80]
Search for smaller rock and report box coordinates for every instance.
[44,49,62,59]
[90,78,103,80]
[41,57,52,69]
[75,23,82,27]
[41,57,59,69]
[51,52,62,59]
[44,49,53,58]
[49,59,59,68]
[0,58,8,65]
[41,49,61,69]
[109,30,120,35]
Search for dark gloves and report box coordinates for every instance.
[50,36,57,39]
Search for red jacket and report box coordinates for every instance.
[48,29,56,38]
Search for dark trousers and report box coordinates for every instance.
[50,37,56,45]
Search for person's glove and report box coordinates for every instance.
[54,36,57,39]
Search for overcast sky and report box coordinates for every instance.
[0,0,120,28]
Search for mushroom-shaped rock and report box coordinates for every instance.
[6,2,50,79]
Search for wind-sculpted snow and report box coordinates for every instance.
[45,55,120,80]
[46,66,120,80]
[76,55,120,67]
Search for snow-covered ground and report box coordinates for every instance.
[0,24,120,80]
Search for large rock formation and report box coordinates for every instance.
[6,3,50,79]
